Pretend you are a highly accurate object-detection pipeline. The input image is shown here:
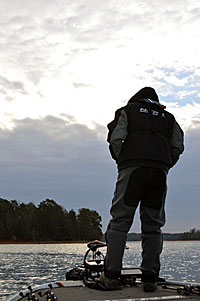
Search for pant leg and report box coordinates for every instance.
[104,167,138,278]
[105,166,167,279]
[140,169,167,278]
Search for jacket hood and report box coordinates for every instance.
[128,87,166,109]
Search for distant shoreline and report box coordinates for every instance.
[0,239,200,244]
[0,240,90,244]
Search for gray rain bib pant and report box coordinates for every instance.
[105,166,167,279]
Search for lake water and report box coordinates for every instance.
[0,241,200,300]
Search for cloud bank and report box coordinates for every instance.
[0,115,199,232]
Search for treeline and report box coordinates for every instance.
[163,233,183,240]
[182,228,200,240]
[0,198,102,242]
[126,231,200,241]
[126,233,182,241]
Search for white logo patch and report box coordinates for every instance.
[140,108,149,113]
[152,110,159,116]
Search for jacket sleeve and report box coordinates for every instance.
[171,121,184,167]
[107,109,128,162]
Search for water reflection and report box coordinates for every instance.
[0,241,200,300]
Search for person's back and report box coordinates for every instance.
[118,100,176,170]
[101,87,184,292]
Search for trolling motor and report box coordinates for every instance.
[82,240,107,289]
[66,240,106,281]
[83,240,107,276]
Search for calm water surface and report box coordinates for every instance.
[0,241,200,300]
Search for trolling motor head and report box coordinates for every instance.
[87,240,107,251]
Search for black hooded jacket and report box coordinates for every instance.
[107,88,184,171]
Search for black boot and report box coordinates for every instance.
[142,271,157,292]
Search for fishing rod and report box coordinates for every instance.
[162,282,200,296]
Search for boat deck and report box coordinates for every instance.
[17,282,200,301]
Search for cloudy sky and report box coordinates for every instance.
[0,0,200,233]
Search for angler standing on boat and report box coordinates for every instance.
[101,87,184,291]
